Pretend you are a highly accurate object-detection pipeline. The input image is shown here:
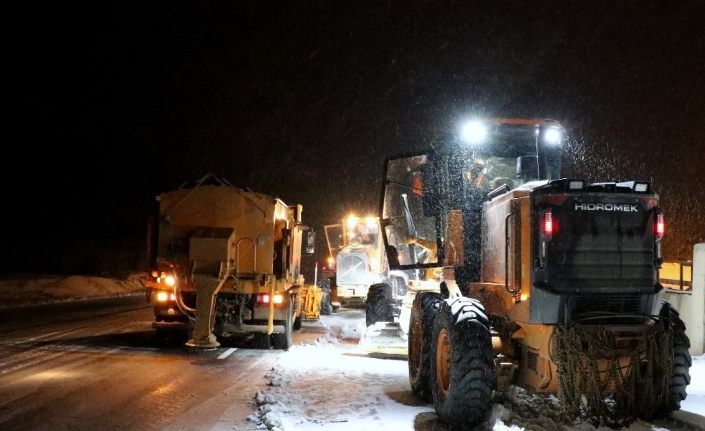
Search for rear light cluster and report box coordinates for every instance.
[156,291,176,303]
[538,209,555,267]
[538,208,558,268]
[541,209,556,238]
[654,209,664,262]
[257,293,284,304]
[150,270,176,287]
[654,211,665,240]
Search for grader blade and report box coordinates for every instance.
[359,321,408,359]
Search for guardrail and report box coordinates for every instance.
[660,260,693,291]
[663,244,704,356]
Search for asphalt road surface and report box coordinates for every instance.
[1,298,701,431]
[0,296,298,431]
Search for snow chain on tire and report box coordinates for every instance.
[554,302,689,427]
[408,292,443,401]
[430,297,495,428]
[658,302,691,416]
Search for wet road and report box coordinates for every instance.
[0,297,292,431]
[1,298,701,431]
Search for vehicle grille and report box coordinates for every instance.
[336,254,368,285]
[550,248,655,291]
[573,293,643,315]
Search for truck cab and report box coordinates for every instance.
[325,215,389,303]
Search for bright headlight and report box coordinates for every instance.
[460,120,487,145]
[164,275,176,286]
[346,215,359,230]
[543,127,562,145]
[156,291,169,302]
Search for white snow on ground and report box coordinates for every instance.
[2,277,702,430]
[248,311,705,431]
[0,273,145,308]
[681,354,705,417]
[249,312,437,431]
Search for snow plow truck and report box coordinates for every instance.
[376,118,691,426]
[324,215,408,324]
[144,174,320,350]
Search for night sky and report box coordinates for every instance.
[6,1,705,276]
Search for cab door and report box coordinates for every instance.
[380,153,442,271]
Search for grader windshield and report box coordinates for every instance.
[381,118,564,270]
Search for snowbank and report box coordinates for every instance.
[681,354,705,417]
[0,273,145,308]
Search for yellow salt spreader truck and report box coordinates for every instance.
[144,175,321,349]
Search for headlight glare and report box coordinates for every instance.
[460,120,487,145]
[543,127,562,145]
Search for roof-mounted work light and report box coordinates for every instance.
[616,181,651,193]
[568,180,585,190]
[543,127,562,145]
[460,120,487,145]
[634,182,649,193]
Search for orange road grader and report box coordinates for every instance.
[376,118,691,427]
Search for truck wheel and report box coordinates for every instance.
[366,283,393,327]
[409,292,443,401]
[320,284,333,316]
[430,297,494,428]
[154,327,188,346]
[293,313,302,330]
[154,328,171,346]
[254,332,270,349]
[292,293,302,330]
[656,302,691,416]
[272,298,294,350]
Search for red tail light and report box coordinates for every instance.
[257,293,284,304]
[542,210,554,237]
[655,211,665,239]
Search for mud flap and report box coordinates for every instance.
[359,321,408,359]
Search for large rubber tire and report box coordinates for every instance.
[291,293,302,330]
[272,298,294,350]
[293,312,302,330]
[254,332,270,349]
[656,302,692,415]
[154,327,188,347]
[319,283,333,316]
[409,292,443,401]
[365,283,394,327]
[430,297,495,428]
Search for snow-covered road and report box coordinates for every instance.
[1,275,702,430]
[248,310,705,431]
[682,355,705,417]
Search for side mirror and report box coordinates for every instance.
[516,156,538,181]
[303,229,316,256]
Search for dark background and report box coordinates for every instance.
[5,1,704,278]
